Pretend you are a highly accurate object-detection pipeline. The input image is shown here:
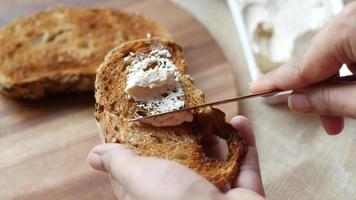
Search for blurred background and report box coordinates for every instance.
[0,0,355,199]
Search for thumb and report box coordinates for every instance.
[87,144,139,200]
[87,143,222,200]
[87,143,137,173]
[288,82,356,118]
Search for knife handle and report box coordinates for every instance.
[329,74,356,82]
[264,74,356,105]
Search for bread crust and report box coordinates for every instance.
[0,7,171,99]
[95,38,246,189]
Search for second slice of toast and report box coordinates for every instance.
[0,7,170,99]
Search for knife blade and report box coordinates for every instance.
[128,89,289,122]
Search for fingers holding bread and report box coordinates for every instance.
[94,37,246,189]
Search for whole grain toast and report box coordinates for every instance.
[94,38,246,189]
[0,7,171,99]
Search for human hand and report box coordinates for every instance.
[87,116,265,200]
[249,2,356,135]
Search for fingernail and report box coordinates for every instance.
[256,74,264,80]
[87,152,106,172]
[92,143,116,154]
[288,93,311,113]
[249,74,263,86]
[248,82,258,92]
[249,74,265,92]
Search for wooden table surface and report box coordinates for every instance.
[176,0,356,199]
[0,0,238,199]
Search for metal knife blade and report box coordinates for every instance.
[128,89,288,122]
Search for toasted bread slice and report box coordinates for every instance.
[0,7,171,99]
[94,38,246,189]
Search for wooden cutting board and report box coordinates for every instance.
[0,0,238,199]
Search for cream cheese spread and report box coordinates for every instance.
[124,48,193,127]
[140,111,194,127]
[239,0,338,72]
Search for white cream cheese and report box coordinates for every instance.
[125,49,179,101]
[140,111,194,127]
[124,48,193,127]
[239,0,338,71]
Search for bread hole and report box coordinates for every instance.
[122,51,130,58]
[32,33,45,45]
[122,33,129,41]
[98,104,104,112]
[135,110,147,117]
[122,112,129,118]
[121,65,127,72]
[200,134,228,161]
[1,87,12,92]
[151,135,163,143]
[91,9,100,14]
[89,23,97,29]
[109,101,116,110]
[114,126,119,131]
[47,29,71,42]
[168,146,176,151]
[78,41,89,48]
[176,152,188,160]
[25,31,35,37]
[7,43,22,57]
[59,38,68,44]
[15,43,22,49]
[161,92,169,97]
[143,62,158,71]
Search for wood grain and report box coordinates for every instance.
[0,0,238,199]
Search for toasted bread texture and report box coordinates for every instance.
[94,38,246,189]
[0,7,171,99]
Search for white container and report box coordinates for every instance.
[227,0,349,104]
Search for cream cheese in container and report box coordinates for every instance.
[239,0,342,73]
[227,0,346,104]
